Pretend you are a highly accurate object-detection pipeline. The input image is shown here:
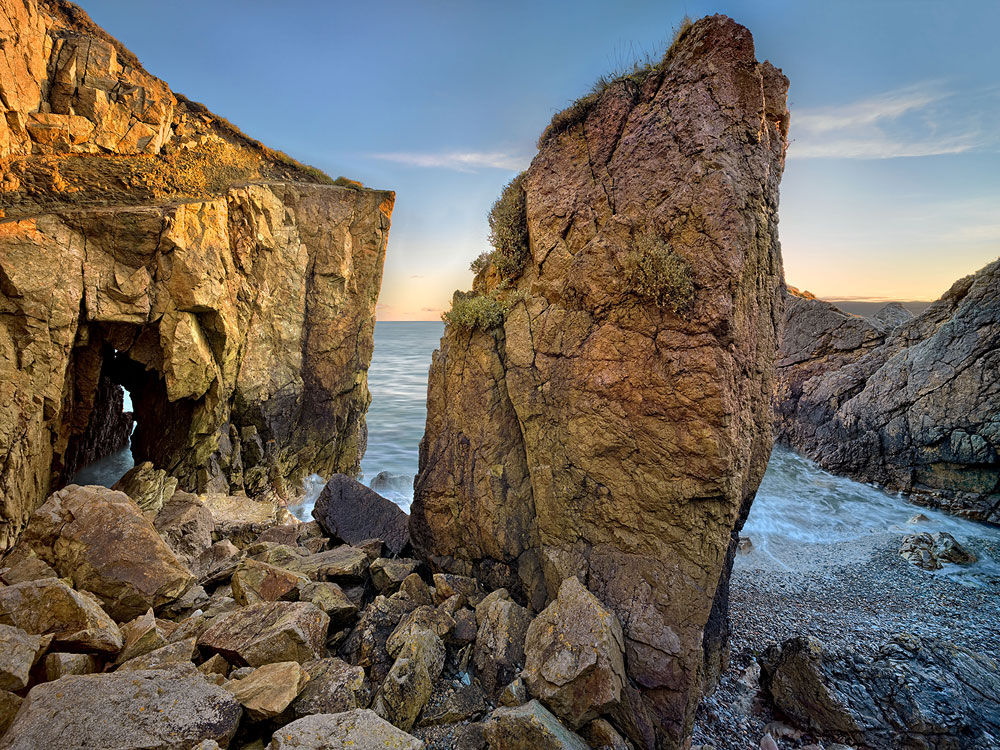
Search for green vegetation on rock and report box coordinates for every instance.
[487,173,530,279]
[622,232,694,313]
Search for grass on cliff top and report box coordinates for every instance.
[537,15,694,148]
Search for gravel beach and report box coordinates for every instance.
[692,527,1000,750]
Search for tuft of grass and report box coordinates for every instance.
[487,172,529,279]
[469,251,493,277]
[443,287,526,332]
[622,232,695,313]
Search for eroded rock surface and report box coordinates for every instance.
[411,15,788,747]
[0,0,393,552]
[775,260,1000,524]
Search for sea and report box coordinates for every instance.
[73,321,1000,582]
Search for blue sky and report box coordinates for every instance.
[77,0,1000,318]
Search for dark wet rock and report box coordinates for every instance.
[313,474,411,555]
[758,634,1000,749]
[899,532,977,571]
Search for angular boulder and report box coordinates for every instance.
[899,531,977,571]
[293,657,371,717]
[774,259,1000,524]
[473,589,533,697]
[374,627,446,731]
[117,637,198,671]
[0,624,46,691]
[484,701,590,750]
[197,601,329,666]
[759,634,1000,749]
[225,661,310,721]
[523,577,627,728]
[270,710,424,749]
[231,559,309,605]
[154,491,215,563]
[0,577,122,653]
[313,474,411,555]
[113,461,178,516]
[0,667,242,750]
[20,485,193,619]
[410,16,789,747]
[43,652,99,681]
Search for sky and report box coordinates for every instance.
[76,0,1000,319]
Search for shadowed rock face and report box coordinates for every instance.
[411,15,788,748]
[0,0,393,550]
[775,260,1000,524]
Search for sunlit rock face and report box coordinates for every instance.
[775,259,1000,524]
[411,15,789,749]
[0,0,393,551]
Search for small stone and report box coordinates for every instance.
[473,589,532,697]
[400,573,434,606]
[418,681,488,727]
[374,628,446,731]
[199,653,230,677]
[116,608,169,664]
[387,606,455,658]
[0,690,23,736]
[452,609,478,646]
[225,661,309,720]
[0,624,46,691]
[434,574,484,606]
[298,580,359,627]
[580,718,630,750]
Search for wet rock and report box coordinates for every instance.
[0,624,46,691]
[371,558,421,593]
[117,637,198,671]
[523,577,626,728]
[484,700,590,750]
[43,652,99,681]
[0,578,122,653]
[410,16,789,746]
[225,661,310,720]
[474,589,532,697]
[759,634,1000,749]
[231,559,309,605]
[197,601,329,666]
[0,667,242,749]
[114,462,179,516]
[293,657,370,717]
[375,628,447,731]
[313,474,411,555]
[775,259,1000,524]
[20,485,193,619]
[899,531,976,570]
[269,709,424,749]
[154,491,215,563]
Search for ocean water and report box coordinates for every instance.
[71,321,999,582]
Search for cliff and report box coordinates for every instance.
[410,15,789,749]
[775,260,1000,524]
[0,0,394,550]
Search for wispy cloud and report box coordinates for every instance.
[370,150,529,172]
[789,82,998,160]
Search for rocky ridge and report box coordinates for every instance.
[411,14,789,749]
[0,0,394,550]
[775,260,1000,524]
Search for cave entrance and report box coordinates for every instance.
[54,322,195,493]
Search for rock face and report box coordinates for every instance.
[0,0,393,552]
[775,260,1000,524]
[759,634,1000,749]
[313,474,412,555]
[410,15,788,747]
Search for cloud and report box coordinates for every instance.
[788,82,997,160]
[370,150,529,172]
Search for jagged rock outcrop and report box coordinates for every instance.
[759,634,1000,749]
[775,260,1000,523]
[0,0,394,551]
[411,15,788,748]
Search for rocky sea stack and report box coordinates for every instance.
[411,15,789,748]
[775,259,1000,524]
[0,0,394,550]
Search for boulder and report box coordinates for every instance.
[0,624,46,691]
[410,16,789,746]
[286,546,371,582]
[20,485,193,619]
[387,607,455,657]
[231,559,309,605]
[269,709,424,749]
[117,637,198,671]
[225,661,310,720]
[293,657,371,717]
[154,491,215,562]
[419,682,489,727]
[341,594,418,684]
[313,474,411,555]
[484,701,590,750]
[374,628,447,731]
[523,577,627,728]
[371,558,421,593]
[115,608,176,664]
[0,667,242,749]
[0,547,57,585]
[197,601,329,666]
[298,581,359,627]
[0,577,122,653]
[113,462,178,516]
[0,691,21,737]
[774,259,1000,524]
[899,531,977,570]
[473,590,532,697]
[432,574,484,607]
[43,652,99,681]
[759,634,1000,749]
